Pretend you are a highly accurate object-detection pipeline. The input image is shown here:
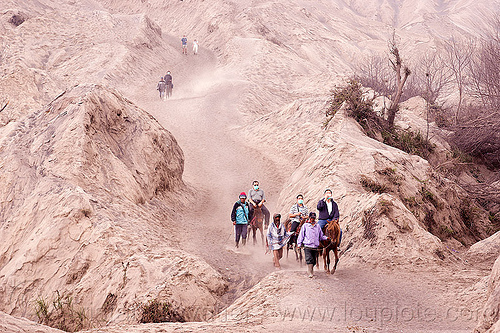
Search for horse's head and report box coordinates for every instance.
[325,220,340,240]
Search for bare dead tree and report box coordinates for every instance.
[386,35,411,128]
[353,55,393,97]
[415,51,454,105]
[469,15,500,111]
[451,16,500,168]
[442,37,475,124]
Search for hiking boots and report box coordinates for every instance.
[235,241,239,248]
[242,238,246,246]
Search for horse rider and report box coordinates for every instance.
[289,194,309,233]
[248,180,271,228]
[317,188,342,250]
[297,212,329,278]
[231,192,251,248]
[266,213,291,269]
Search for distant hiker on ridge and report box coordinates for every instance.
[181,35,188,55]
[193,39,199,55]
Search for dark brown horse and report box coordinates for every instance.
[249,206,264,246]
[166,82,173,98]
[286,216,307,266]
[319,220,340,274]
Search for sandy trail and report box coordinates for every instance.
[123,35,484,331]
[126,37,288,304]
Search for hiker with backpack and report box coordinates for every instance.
[156,77,167,100]
[231,192,252,248]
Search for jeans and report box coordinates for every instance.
[235,224,248,243]
[304,247,318,265]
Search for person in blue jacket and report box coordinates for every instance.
[231,192,251,248]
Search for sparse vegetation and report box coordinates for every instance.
[377,199,392,216]
[362,208,377,241]
[377,167,404,185]
[360,175,388,194]
[325,79,375,128]
[326,80,435,160]
[382,128,435,159]
[139,299,184,323]
[34,291,88,332]
[460,199,477,229]
[419,186,440,209]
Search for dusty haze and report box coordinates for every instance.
[1,0,500,332]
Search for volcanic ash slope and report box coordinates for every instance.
[0,85,227,325]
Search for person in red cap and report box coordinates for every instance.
[231,192,251,248]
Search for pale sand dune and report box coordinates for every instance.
[0,0,499,332]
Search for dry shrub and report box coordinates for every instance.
[325,80,435,160]
[360,175,388,194]
[34,291,88,332]
[362,208,377,241]
[450,107,500,168]
[139,299,184,323]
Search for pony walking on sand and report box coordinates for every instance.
[249,205,265,246]
[319,219,341,274]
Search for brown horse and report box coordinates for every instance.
[319,220,340,274]
[286,216,307,266]
[249,206,264,246]
[166,82,173,98]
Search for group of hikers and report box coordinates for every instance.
[156,71,173,100]
[231,181,342,278]
[156,35,199,99]
[181,35,199,55]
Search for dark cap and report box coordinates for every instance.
[309,212,316,218]
[273,213,281,219]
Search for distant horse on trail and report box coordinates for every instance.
[166,82,173,98]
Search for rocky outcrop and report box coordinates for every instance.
[0,85,226,325]
[475,255,500,332]
[270,105,480,267]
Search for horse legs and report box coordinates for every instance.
[331,248,339,275]
[259,226,264,247]
[294,245,302,266]
[323,248,330,273]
